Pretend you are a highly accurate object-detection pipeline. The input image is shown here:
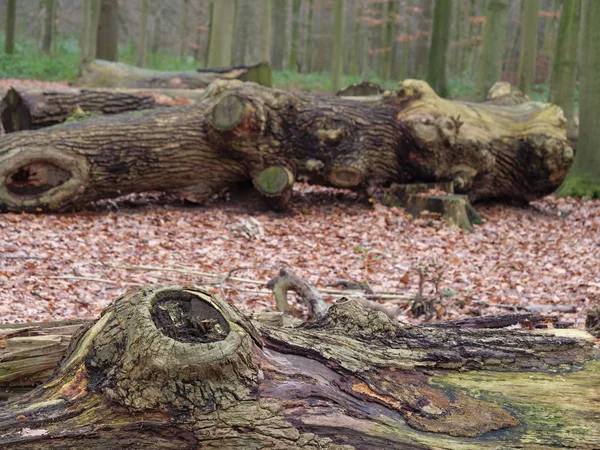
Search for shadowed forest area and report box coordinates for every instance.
[0,1,599,449]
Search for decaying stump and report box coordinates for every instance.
[0,286,598,449]
[77,59,273,89]
[0,87,207,132]
[381,182,481,230]
[0,79,573,213]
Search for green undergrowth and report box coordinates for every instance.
[1,36,580,104]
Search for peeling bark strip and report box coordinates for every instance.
[0,79,573,213]
[77,59,273,89]
[0,286,598,449]
[0,87,207,132]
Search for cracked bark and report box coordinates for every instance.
[0,79,573,213]
[0,286,598,449]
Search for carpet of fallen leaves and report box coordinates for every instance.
[1,184,599,327]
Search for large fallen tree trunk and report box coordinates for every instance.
[0,87,207,132]
[0,286,598,449]
[77,59,273,89]
[0,79,573,213]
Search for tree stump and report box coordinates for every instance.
[0,286,598,449]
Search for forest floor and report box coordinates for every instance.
[1,184,599,328]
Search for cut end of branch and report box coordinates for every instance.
[210,94,247,131]
[253,165,295,197]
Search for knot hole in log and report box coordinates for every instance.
[152,290,230,343]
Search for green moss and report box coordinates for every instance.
[556,175,600,198]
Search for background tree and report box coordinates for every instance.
[271,0,288,70]
[4,0,16,54]
[42,0,57,55]
[261,0,272,63]
[557,0,600,198]
[179,0,189,63]
[96,0,119,61]
[80,0,101,71]
[288,0,301,72]
[414,0,433,77]
[331,0,345,93]
[474,0,510,101]
[516,0,540,96]
[426,0,452,97]
[549,0,581,136]
[137,0,150,67]
[303,0,314,72]
[207,0,236,67]
[379,0,396,80]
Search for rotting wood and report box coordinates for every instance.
[0,79,573,213]
[77,59,273,89]
[0,87,207,132]
[0,285,598,449]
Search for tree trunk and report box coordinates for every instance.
[548,0,581,137]
[557,0,600,198]
[288,0,301,72]
[207,0,235,67]
[96,0,119,61]
[379,0,396,80]
[400,0,414,80]
[41,0,57,55]
[349,3,361,76]
[0,79,573,213]
[179,0,189,63]
[137,0,150,68]
[516,0,540,96]
[77,59,273,89]
[0,87,208,132]
[331,0,345,94]
[80,0,101,72]
[473,0,511,101]
[261,0,272,63]
[4,0,16,54]
[426,0,452,97]
[271,0,288,70]
[414,0,434,78]
[0,286,598,449]
[303,0,314,73]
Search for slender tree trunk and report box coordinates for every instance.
[79,0,101,73]
[542,0,559,84]
[463,0,476,77]
[557,0,600,197]
[42,0,57,55]
[415,0,434,77]
[426,0,452,97]
[400,0,414,80]
[380,0,396,80]
[96,0,119,61]
[516,0,540,96]
[4,0,16,54]
[271,0,288,70]
[207,0,236,67]
[202,2,212,67]
[331,0,345,93]
[349,2,361,75]
[288,0,301,72]
[179,0,189,63]
[137,0,150,67]
[303,0,314,73]
[473,0,510,101]
[261,0,272,62]
[549,0,580,135]
[452,0,464,78]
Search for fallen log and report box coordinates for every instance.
[0,286,598,449]
[0,87,207,132]
[77,59,273,89]
[0,79,573,213]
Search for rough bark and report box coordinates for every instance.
[0,87,209,132]
[556,0,600,198]
[426,0,452,97]
[77,59,273,89]
[0,79,573,213]
[96,0,119,61]
[474,0,511,101]
[0,286,598,449]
